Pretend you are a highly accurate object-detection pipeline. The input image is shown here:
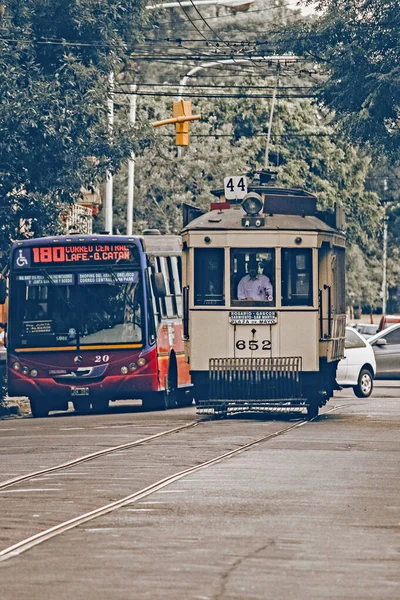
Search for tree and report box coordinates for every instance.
[111,81,381,251]
[282,0,400,156]
[0,0,149,266]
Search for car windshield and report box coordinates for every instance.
[11,269,143,349]
[356,324,378,337]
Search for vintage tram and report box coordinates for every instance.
[182,170,346,418]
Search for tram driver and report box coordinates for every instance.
[237,257,273,302]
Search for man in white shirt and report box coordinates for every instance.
[237,259,273,301]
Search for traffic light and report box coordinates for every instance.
[152,100,201,146]
[173,100,192,146]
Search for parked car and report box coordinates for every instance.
[368,323,400,379]
[377,314,400,332]
[336,327,376,397]
[355,323,379,339]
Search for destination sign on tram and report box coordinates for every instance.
[230,310,277,325]
[13,243,140,268]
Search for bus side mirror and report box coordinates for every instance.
[152,273,167,298]
[0,279,6,304]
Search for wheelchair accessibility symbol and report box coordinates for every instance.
[15,249,29,267]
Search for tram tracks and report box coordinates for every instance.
[0,404,344,563]
[0,420,199,491]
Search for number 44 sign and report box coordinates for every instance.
[224,176,248,200]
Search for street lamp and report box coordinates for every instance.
[123,0,255,234]
[176,55,298,160]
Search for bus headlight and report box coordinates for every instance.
[30,369,38,377]
[120,366,129,375]
[137,358,146,367]
[12,361,21,371]
[129,362,137,371]
[22,366,29,375]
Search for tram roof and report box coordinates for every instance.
[182,208,340,234]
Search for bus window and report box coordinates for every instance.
[231,249,275,306]
[169,256,182,317]
[194,248,224,306]
[159,256,175,318]
[282,249,313,306]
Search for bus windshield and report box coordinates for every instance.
[12,269,143,349]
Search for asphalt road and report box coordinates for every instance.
[0,384,399,600]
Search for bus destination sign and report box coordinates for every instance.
[13,244,139,268]
[229,311,277,325]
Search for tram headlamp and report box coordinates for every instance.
[137,358,146,367]
[22,366,29,375]
[129,362,138,371]
[12,361,21,371]
[120,366,129,375]
[241,193,263,216]
[30,369,38,377]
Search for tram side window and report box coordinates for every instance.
[231,249,275,306]
[282,249,313,306]
[194,248,224,306]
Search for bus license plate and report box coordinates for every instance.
[71,387,89,397]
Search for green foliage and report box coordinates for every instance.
[111,86,381,251]
[0,0,148,267]
[283,0,400,156]
[345,244,381,311]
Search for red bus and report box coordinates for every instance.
[1,233,191,417]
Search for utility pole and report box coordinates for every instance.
[264,65,280,169]
[105,72,114,235]
[382,179,388,314]
[127,84,137,236]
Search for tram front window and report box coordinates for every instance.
[282,249,313,306]
[231,249,275,306]
[194,248,224,306]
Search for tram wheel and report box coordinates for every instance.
[353,368,373,398]
[73,398,91,414]
[306,400,319,420]
[29,397,49,419]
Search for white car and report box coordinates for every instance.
[336,327,376,397]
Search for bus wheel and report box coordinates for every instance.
[91,399,109,414]
[73,398,91,414]
[29,397,49,419]
[142,392,168,411]
[306,399,319,420]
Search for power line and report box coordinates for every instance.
[120,82,314,90]
[113,90,315,98]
